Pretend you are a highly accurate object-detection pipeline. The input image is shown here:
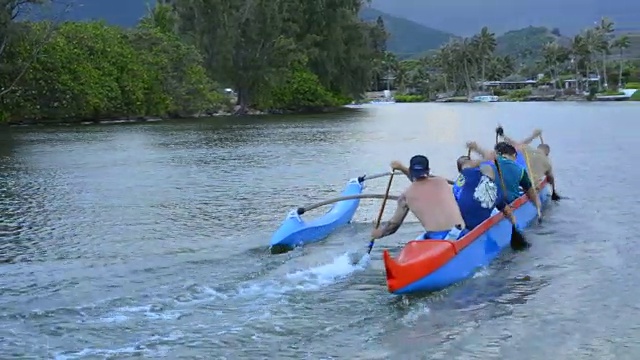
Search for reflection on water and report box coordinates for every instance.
[0,103,639,358]
[423,105,463,144]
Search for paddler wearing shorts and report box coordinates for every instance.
[467,141,543,220]
[371,155,466,241]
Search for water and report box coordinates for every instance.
[0,102,639,359]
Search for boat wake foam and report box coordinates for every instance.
[238,252,367,297]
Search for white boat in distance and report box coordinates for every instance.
[469,95,499,102]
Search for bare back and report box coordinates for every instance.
[523,146,552,182]
[404,177,465,232]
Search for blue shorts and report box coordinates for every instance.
[421,228,469,240]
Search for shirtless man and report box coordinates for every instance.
[371,155,466,240]
[499,127,560,200]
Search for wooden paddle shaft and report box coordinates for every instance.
[297,193,400,215]
[374,172,395,229]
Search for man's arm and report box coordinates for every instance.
[502,129,541,150]
[467,142,496,161]
[520,169,542,214]
[390,161,412,182]
[372,195,410,239]
[517,129,542,146]
[502,134,523,149]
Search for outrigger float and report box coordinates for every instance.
[269,171,400,254]
[383,178,551,295]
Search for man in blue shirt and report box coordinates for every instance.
[467,141,543,220]
[455,155,516,230]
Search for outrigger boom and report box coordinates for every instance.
[296,193,400,215]
[269,170,402,253]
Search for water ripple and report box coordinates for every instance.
[0,104,639,358]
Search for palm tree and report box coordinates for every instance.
[595,17,615,89]
[381,51,398,91]
[395,61,412,93]
[542,42,560,89]
[611,35,630,88]
[584,29,598,79]
[457,38,477,95]
[472,27,497,91]
[570,34,587,92]
[434,43,458,93]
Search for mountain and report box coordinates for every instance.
[28,1,457,59]
[495,26,571,60]
[370,0,640,37]
[359,7,457,59]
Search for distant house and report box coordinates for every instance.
[562,76,600,89]
[478,80,540,90]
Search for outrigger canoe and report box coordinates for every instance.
[270,172,396,254]
[383,178,551,295]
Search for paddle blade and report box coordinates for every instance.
[510,225,530,251]
[366,239,375,254]
[356,253,371,267]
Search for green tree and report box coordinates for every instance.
[542,42,569,89]
[0,0,66,98]
[1,13,223,123]
[612,35,631,88]
[472,26,497,90]
[171,0,377,112]
[595,17,614,89]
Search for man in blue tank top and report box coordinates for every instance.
[467,141,543,220]
[452,171,464,200]
[455,155,516,230]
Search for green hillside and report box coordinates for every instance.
[359,7,457,59]
[495,26,570,62]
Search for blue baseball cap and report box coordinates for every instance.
[409,155,430,179]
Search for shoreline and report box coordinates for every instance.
[362,97,638,104]
[2,106,349,127]
[4,97,638,127]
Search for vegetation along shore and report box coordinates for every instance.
[1,0,387,125]
[369,19,640,103]
[1,1,639,126]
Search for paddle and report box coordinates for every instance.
[494,127,530,250]
[365,171,395,255]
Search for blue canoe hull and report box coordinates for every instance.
[384,182,552,295]
[269,178,364,253]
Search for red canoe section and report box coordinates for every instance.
[383,179,548,293]
[383,240,456,293]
